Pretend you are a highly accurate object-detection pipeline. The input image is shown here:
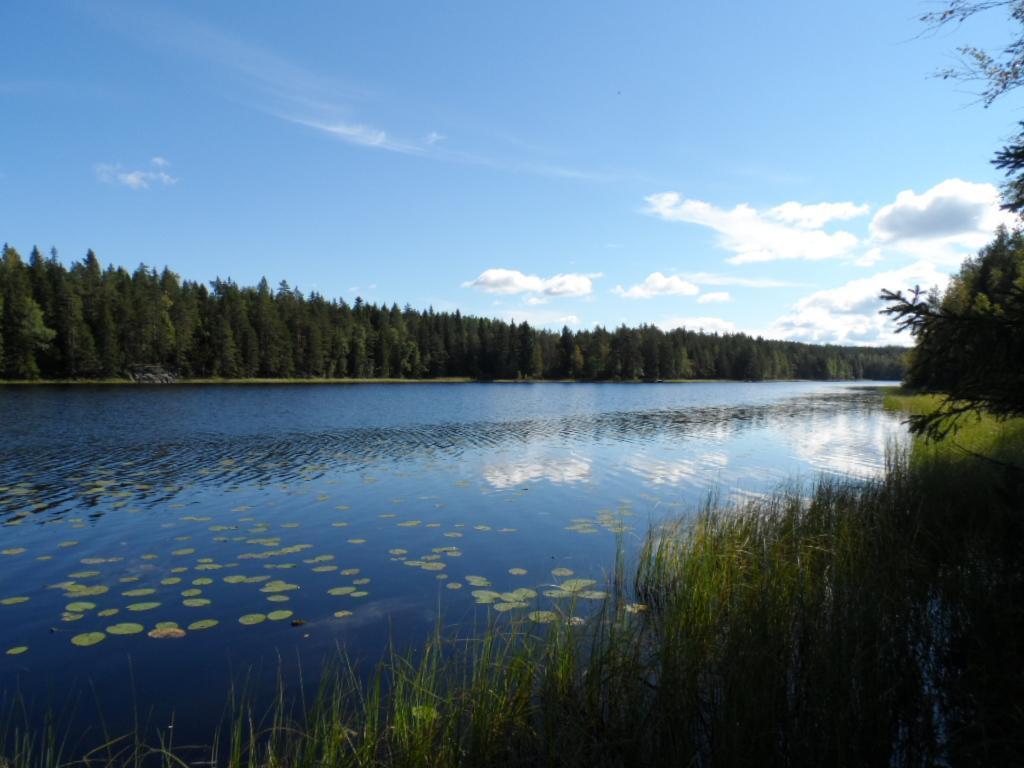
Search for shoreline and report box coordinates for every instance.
[0,377,896,386]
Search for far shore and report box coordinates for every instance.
[0,377,895,386]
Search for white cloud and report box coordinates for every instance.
[645,192,866,264]
[854,248,883,268]
[697,291,731,304]
[463,268,597,298]
[768,201,871,229]
[869,178,1016,251]
[614,272,699,299]
[681,272,806,288]
[96,158,177,189]
[658,316,737,333]
[768,260,951,346]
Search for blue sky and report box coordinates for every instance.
[1,1,1019,344]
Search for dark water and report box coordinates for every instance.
[0,381,905,739]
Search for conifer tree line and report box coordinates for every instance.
[0,245,905,381]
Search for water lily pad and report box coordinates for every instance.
[192,578,213,586]
[183,598,211,607]
[472,590,502,605]
[260,580,299,593]
[107,622,145,635]
[65,601,96,612]
[346,538,366,545]
[333,610,353,619]
[238,613,266,625]
[528,611,558,623]
[551,568,574,577]
[98,608,119,617]
[340,568,360,576]
[5,646,28,656]
[122,588,156,597]
[266,594,290,602]
[388,548,408,556]
[493,601,528,612]
[465,576,491,587]
[181,588,202,597]
[328,586,356,596]
[2,548,26,556]
[61,611,84,622]
[0,597,29,606]
[171,548,195,556]
[160,577,182,586]
[267,610,293,621]
[578,590,609,600]
[445,582,463,590]
[71,632,105,647]
[148,627,186,639]
[350,590,369,598]
[187,619,218,630]
[126,602,161,612]
[508,568,527,576]
[558,579,597,593]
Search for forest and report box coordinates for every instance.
[0,244,906,382]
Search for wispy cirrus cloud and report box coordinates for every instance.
[100,5,611,177]
[463,268,599,298]
[96,157,177,189]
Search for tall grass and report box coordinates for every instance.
[4,413,1022,767]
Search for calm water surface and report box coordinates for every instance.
[0,381,906,738]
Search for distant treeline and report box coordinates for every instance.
[0,245,906,381]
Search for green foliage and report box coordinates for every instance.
[0,244,906,383]
[881,226,1024,437]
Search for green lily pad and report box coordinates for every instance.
[445,582,463,590]
[508,568,527,576]
[266,594,290,602]
[267,610,293,621]
[333,610,353,618]
[160,577,182,586]
[551,568,574,577]
[71,632,106,647]
[558,579,597,593]
[181,588,202,597]
[328,586,356,596]
[528,611,558,623]
[122,588,156,597]
[126,602,161,612]
[238,613,266,625]
[5,646,28,656]
[183,598,211,607]
[187,619,218,630]
[107,622,145,635]
[98,608,119,617]
[493,601,528,612]
[65,601,96,612]
[0,597,29,606]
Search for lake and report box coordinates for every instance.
[0,381,906,741]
